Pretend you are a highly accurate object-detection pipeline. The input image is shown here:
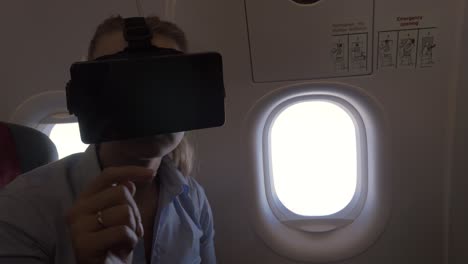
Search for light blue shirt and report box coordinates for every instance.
[0,145,216,264]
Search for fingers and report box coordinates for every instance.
[68,166,153,263]
[120,181,136,196]
[70,184,143,236]
[75,225,139,259]
[81,166,154,198]
[70,204,140,234]
[95,226,139,255]
[84,184,139,216]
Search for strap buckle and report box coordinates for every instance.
[123,17,153,49]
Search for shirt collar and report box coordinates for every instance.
[70,145,189,199]
[158,155,189,196]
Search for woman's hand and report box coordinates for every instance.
[67,166,154,264]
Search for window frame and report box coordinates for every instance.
[9,91,88,158]
[9,91,73,134]
[245,82,391,262]
[263,95,368,232]
[38,112,79,136]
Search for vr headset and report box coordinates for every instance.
[66,17,225,144]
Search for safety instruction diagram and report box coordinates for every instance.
[331,33,368,74]
[378,27,437,69]
[331,35,348,73]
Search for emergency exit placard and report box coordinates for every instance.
[245,0,374,82]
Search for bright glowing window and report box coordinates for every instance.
[268,100,358,217]
[49,123,88,159]
[248,83,390,262]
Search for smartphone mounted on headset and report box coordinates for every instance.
[66,17,225,144]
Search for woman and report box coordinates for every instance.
[0,15,216,264]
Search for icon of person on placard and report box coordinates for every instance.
[379,38,394,68]
[421,36,436,66]
[399,37,416,66]
[331,41,347,72]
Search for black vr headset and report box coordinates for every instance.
[66,17,225,144]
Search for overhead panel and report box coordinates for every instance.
[139,0,175,21]
[245,0,374,82]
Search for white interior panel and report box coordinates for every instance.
[449,2,468,263]
[139,0,173,21]
[245,0,374,82]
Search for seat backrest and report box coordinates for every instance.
[0,122,58,187]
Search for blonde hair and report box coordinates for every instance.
[88,15,194,176]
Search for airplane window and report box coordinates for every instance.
[248,83,389,261]
[269,100,357,216]
[49,123,88,159]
